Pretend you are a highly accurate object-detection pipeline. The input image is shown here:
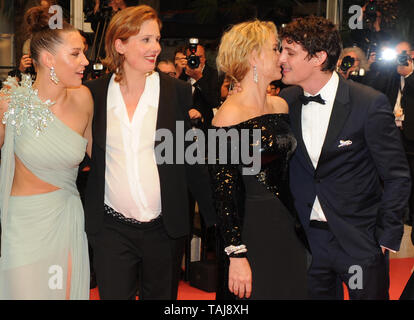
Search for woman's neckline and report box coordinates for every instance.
[211,112,288,129]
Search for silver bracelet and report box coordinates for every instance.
[224,244,247,256]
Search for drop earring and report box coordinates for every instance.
[50,67,59,84]
[253,65,258,83]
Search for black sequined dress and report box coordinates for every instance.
[209,113,308,300]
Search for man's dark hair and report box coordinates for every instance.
[174,45,187,57]
[280,16,342,72]
[157,58,174,66]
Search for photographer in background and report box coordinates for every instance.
[350,0,391,58]
[369,41,414,229]
[178,41,220,269]
[337,47,370,82]
[184,41,220,130]
[390,42,414,229]
[174,46,188,81]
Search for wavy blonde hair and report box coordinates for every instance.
[102,5,162,83]
[216,20,277,83]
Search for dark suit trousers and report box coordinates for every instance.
[402,135,414,222]
[307,225,389,300]
[89,213,185,300]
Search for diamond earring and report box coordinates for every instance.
[253,65,258,83]
[50,67,59,84]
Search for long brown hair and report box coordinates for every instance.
[103,5,162,83]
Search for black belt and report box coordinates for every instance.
[309,220,329,230]
[104,204,162,226]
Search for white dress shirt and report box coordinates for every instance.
[394,76,405,127]
[394,71,413,127]
[104,72,162,222]
[301,71,339,222]
[188,65,205,94]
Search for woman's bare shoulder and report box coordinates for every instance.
[69,85,93,114]
[212,101,245,127]
[267,95,289,114]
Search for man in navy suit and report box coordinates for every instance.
[279,16,411,299]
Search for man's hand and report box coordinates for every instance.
[185,64,203,81]
[227,81,243,97]
[19,55,32,73]
[175,55,187,70]
[188,108,202,119]
[397,58,413,77]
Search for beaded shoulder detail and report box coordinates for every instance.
[0,74,55,136]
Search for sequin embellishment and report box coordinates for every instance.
[0,74,55,136]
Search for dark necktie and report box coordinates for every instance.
[298,94,326,105]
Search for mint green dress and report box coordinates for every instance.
[0,75,90,299]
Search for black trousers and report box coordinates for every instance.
[88,213,185,300]
[402,135,414,226]
[405,152,414,223]
[307,225,389,300]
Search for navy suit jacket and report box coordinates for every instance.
[280,76,411,259]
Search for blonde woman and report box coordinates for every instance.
[209,20,308,300]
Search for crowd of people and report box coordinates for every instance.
[0,1,413,301]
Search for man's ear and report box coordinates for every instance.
[39,50,55,69]
[313,51,328,68]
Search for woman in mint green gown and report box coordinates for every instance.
[0,6,92,299]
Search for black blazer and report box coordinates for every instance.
[192,64,220,129]
[280,76,411,259]
[367,67,414,146]
[84,72,216,238]
[383,72,414,142]
[401,73,414,144]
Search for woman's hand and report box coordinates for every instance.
[227,81,242,97]
[228,257,252,299]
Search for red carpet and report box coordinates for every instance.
[89,280,216,300]
[89,258,414,300]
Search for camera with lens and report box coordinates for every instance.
[397,50,410,67]
[378,48,411,66]
[187,38,200,69]
[364,0,378,25]
[340,56,355,72]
